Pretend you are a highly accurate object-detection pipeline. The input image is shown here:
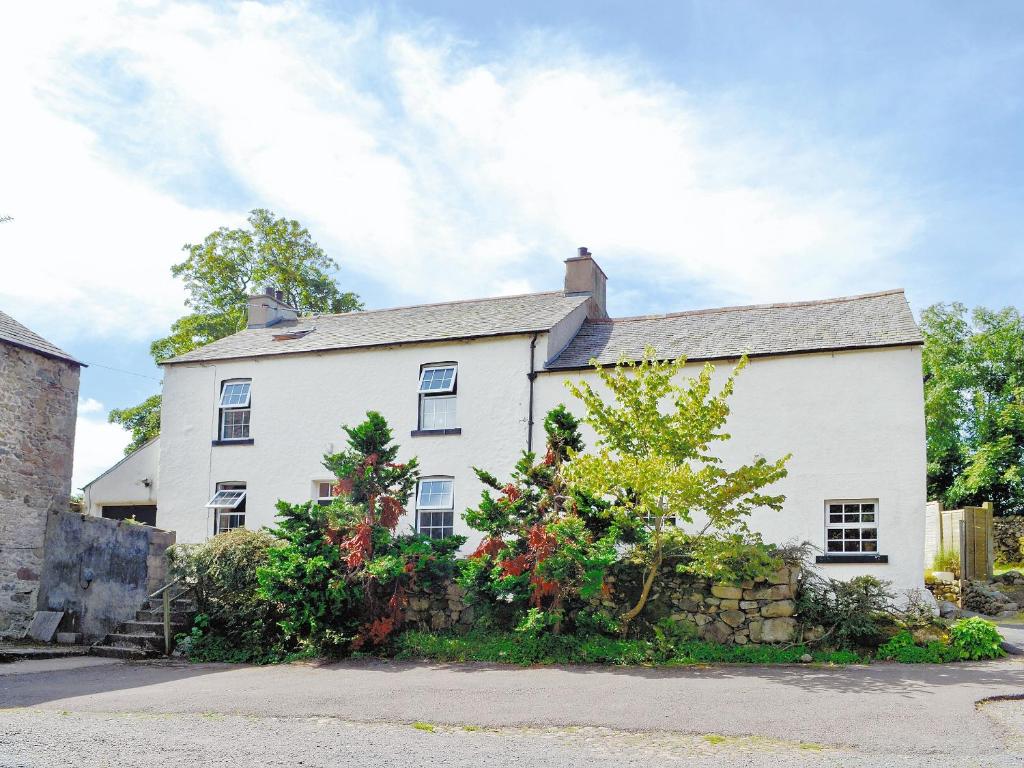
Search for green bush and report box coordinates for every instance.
[168,528,282,663]
[948,617,1005,660]
[876,631,954,663]
[796,574,894,649]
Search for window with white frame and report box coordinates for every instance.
[825,500,878,554]
[315,481,339,507]
[418,364,457,431]
[219,379,252,441]
[206,482,247,534]
[416,477,454,539]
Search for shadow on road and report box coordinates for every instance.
[0,660,239,708]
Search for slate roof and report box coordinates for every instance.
[163,291,590,365]
[0,309,81,365]
[546,290,922,369]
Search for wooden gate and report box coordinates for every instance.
[926,501,993,581]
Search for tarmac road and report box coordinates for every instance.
[1,656,1022,766]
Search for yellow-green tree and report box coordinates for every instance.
[564,347,790,625]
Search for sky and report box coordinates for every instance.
[1,0,1022,491]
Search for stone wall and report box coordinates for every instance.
[35,511,176,641]
[993,516,1024,564]
[596,562,800,644]
[0,344,80,638]
[401,563,801,644]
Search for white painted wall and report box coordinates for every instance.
[82,438,160,517]
[156,337,926,593]
[533,346,927,594]
[158,334,539,545]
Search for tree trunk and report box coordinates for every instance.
[621,524,663,629]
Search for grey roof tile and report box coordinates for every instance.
[547,289,922,369]
[0,310,81,365]
[164,291,590,365]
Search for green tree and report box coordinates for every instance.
[109,209,362,454]
[463,406,620,634]
[564,347,790,625]
[922,302,1024,514]
[107,394,161,454]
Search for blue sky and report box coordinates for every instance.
[1,0,1022,489]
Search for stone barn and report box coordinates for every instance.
[0,310,81,638]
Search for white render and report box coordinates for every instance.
[82,437,160,518]
[534,346,927,595]
[89,255,929,594]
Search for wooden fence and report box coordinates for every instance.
[924,501,994,581]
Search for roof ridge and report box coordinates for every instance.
[595,289,907,324]
[299,290,567,322]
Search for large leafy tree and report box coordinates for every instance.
[922,303,1024,515]
[110,209,362,453]
[564,347,790,625]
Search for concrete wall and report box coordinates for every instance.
[157,339,926,594]
[0,343,79,638]
[534,346,928,594]
[35,511,175,641]
[82,438,160,518]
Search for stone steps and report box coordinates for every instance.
[135,609,193,624]
[122,620,188,636]
[105,632,165,651]
[89,645,157,661]
[89,588,196,660]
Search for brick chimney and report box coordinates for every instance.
[564,247,608,319]
[247,286,299,328]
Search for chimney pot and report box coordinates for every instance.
[264,285,275,296]
[275,290,283,302]
[564,246,608,320]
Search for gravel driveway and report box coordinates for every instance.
[1,657,1022,767]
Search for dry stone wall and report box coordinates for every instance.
[993,516,1024,564]
[401,562,801,644]
[0,344,79,638]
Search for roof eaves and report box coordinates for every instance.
[544,338,924,372]
[160,327,562,366]
[80,436,159,489]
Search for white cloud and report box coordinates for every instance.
[72,411,131,491]
[0,0,922,338]
[77,397,105,414]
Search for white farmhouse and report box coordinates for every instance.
[91,250,927,592]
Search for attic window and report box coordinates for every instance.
[418,365,457,393]
[219,381,251,408]
[272,328,314,342]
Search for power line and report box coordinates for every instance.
[84,361,163,382]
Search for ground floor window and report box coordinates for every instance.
[206,482,247,534]
[315,481,339,506]
[416,477,454,538]
[825,499,878,554]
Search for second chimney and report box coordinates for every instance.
[564,246,608,319]
[247,287,299,329]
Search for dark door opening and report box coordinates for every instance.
[101,504,157,527]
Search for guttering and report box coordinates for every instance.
[527,333,538,453]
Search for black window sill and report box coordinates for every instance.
[410,428,462,437]
[211,438,255,446]
[816,554,889,564]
